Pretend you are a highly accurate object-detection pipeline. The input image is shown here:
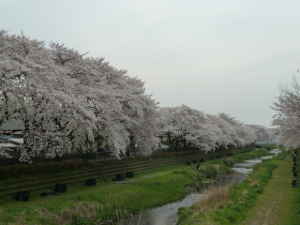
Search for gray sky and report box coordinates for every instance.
[1,0,299,126]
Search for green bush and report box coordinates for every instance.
[222,158,234,167]
[198,165,219,179]
[71,216,95,225]
[177,207,195,225]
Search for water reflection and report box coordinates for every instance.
[232,167,253,175]
[120,193,204,225]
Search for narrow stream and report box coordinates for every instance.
[119,149,281,225]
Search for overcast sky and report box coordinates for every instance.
[1,0,299,126]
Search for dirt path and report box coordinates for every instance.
[243,160,294,225]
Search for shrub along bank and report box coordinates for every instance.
[0,147,270,225]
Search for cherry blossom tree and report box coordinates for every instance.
[159,105,269,152]
[248,124,273,144]
[0,31,158,162]
[273,77,300,147]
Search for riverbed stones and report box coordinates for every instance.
[40,191,57,197]
[54,183,67,193]
[113,173,125,181]
[126,171,134,178]
[85,178,97,186]
[15,191,30,201]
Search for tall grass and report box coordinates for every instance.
[10,201,131,225]
[193,185,231,212]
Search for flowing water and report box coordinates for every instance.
[119,149,280,225]
[120,193,205,225]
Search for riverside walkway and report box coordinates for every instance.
[243,159,297,225]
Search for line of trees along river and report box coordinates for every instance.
[0,31,274,164]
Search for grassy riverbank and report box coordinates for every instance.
[289,182,300,225]
[177,152,287,225]
[242,159,293,225]
[0,148,270,225]
[243,153,300,225]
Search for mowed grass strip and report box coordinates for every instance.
[289,181,300,225]
[242,159,294,225]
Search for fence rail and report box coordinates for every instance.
[292,149,300,187]
[0,149,236,200]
